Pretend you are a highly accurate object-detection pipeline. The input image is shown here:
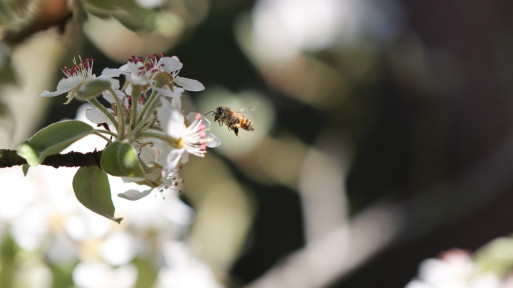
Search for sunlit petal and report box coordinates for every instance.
[159,56,183,73]
[174,76,205,91]
[101,68,122,78]
[85,106,112,125]
[117,189,152,201]
[39,89,66,97]
[207,133,221,148]
[166,148,184,170]
[160,104,185,139]
[56,76,83,91]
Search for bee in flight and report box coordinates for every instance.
[206,105,255,137]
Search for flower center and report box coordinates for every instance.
[176,137,185,149]
[128,53,166,78]
[61,56,95,79]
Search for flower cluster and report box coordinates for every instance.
[40,54,220,200]
[406,249,513,288]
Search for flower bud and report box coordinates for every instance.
[76,79,111,100]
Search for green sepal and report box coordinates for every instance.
[73,166,122,224]
[100,141,145,178]
[22,164,29,176]
[17,120,94,166]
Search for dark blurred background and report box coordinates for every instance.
[2,0,513,287]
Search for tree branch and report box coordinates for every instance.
[0,149,103,168]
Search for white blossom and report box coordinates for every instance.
[157,99,220,173]
[406,250,502,288]
[40,57,119,103]
[103,54,204,97]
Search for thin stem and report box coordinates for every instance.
[130,85,143,133]
[109,88,126,139]
[94,129,118,138]
[136,131,180,148]
[137,89,158,124]
[88,98,119,132]
[127,116,156,140]
[93,130,115,143]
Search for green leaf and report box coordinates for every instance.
[17,120,94,166]
[101,141,145,178]
[73,166,122,223]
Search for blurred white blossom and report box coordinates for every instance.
[406,249,503,288]
[251,0,404,62]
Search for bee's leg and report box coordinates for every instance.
[234,127,239,137]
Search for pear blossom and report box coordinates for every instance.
[117,167,184,201]
[117,99,220,202]
[157,99,220,172]
[406,249,502,288]
[40,57,119,103]
[34,54,221,206]
[103,53,204,98]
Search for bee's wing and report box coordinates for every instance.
[240,102,259,114]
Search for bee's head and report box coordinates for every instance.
[213,107,224,121]
[205,107,223,121]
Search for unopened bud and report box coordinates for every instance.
[76,79,111,100]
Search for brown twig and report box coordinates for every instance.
[0,149,103,168]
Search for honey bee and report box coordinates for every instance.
[206,106,255,136]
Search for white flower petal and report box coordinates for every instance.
[85,106,112,126]
[185,112,198,123]
[56,76,84,91]
[202,115,212,126]
[207,133,221,148]
[155,87,178,98]
[135,0,165,8]
[174,76,205,91]
[125,84,133,96]
[118,63,129,72]
[186,112,212,127]
[117,189,152,201]
[166,149,184,170]
[171,89,184,110]
[101,68,122,78]
[158,101,184,139]
[156,99,172,128]
[138,145,157,163]
[39,90,66,97]
[159,56,183,73]
[121,62,149,85]
[102,89,125,104]
[127,73,149,85]
[167,109,185,139]
[181,152,189,164]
